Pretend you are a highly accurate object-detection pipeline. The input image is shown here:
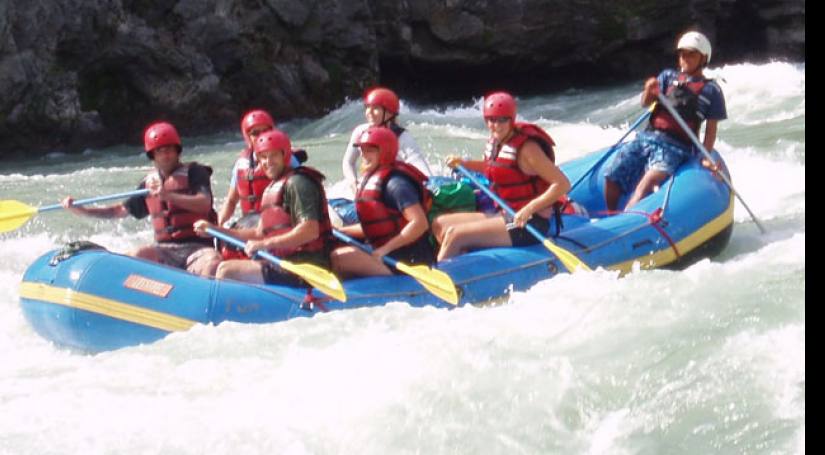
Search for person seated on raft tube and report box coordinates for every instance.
[330,126,435,277]
[343,87,433,196]
[604,30,727,211]
[214,109,307,262]
[217,109,307,228]
[194,128,334,286]
[432,91,572,262]
[61,121,222,276]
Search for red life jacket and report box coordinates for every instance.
[234,148,272,214]
[219,212,261,260]
[259,166,332,256]
[484,122,559,211]
[650,73,707,144]
[355,162,430,248]
[145,163,217,242]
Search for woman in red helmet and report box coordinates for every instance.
[432,91,571,261]
[195,129,334,285]
[342,87,433,196]
[61,121,222,276]
[331,126,434,277]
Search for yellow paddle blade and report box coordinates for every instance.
[395,262,460,305]
[278,259,347,302]
[0,200,38,233]
[543,239,592,273]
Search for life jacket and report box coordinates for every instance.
[483,122,558,211]
[145,162,217,242]
[258,166,332,256]
[649,73,708,144]
[219,212,261,260]
[234,147,271,214]
[355,161,431,248]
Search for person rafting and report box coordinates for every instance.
[330,126,434,278]
[217,109,276,227]
[432,91,572,261]
[194,128,334,286]
[61,121,222,276]
[342,87,433,196]
[603,30,728,211]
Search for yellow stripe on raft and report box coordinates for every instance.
[18,282,197,332]
[608,194,735,275]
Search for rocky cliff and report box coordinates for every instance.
[0,0,805,158]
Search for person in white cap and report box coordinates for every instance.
[604,31,728,211]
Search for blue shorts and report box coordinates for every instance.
[604,131,692,194]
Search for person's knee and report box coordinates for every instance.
[187,249,222,276]
[131,245,158,261]
[215,261,236,280]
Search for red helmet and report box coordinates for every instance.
[356,126,398,166]
[241,109,275,144]
[364,87,400,115]
[254,129,292,164]
[143,121,182,156]
[483,92,517,120]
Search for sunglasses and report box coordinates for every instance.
[485,116,511,124]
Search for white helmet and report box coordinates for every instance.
[677,31,712,64]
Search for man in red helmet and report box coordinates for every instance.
[342,87,433,197]
[434,91,572,261]
[331,126,434,277]
[194,128,334,285]
[61,121,222,276]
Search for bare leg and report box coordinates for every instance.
[437,214,511,261]
[431,211,489,244]
[330,246,392,278]
[215,259,266,284]
[625,169,669,209]
[604,178,623,212]
[130,245,161,262]
[186,248,223,277]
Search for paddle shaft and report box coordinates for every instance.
[455,164,548,244]
[655,93,767,234]
[205,227,282,265]
[569,105,655,192]
[41,189,151,213]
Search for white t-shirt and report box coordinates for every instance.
[342,123,433,188]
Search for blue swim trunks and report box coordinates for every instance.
[604,130,693,194]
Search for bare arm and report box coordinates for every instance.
[641,77,659,107]
[343,126,365,189]
[512,141,571,226]
[702,119,719,151]
[374,203,429,257]
[61,198,130,219]
[247,219,320,257]
[218,186,240,226]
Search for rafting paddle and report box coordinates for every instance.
[332,229,459,305]
[454,164,591,273]
[655,93,767,234]
[569,103,657,192]
[0,189,151,234]
[204,227,347,302]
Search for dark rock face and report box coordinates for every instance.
[0,0,805,158]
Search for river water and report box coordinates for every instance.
[0,61,804,454]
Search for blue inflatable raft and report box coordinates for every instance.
[19,146,734,352]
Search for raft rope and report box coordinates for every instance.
[300,289,329,313]
[579,176,681,258]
